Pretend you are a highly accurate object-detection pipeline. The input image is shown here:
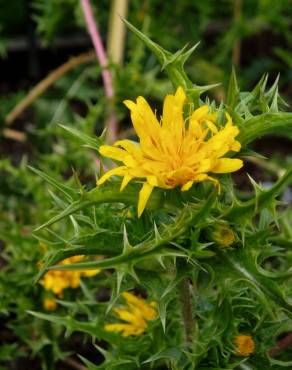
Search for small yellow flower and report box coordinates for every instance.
[105,291,158,337]
[41,256,101,298]
[43,297,57,311]
[234,335,255,356]
[98,87,243,217]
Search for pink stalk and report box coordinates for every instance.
[80,0,117,142]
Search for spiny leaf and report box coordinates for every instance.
[226,167,292,222]
[239,112,292,147]
[227,67,240,109]
[28,166,76,201]
[60,124,102,151]
[123,18,218,105]
[35,244,119,282]
[38,193,216,281]
[27,311,118,344]
[35,183,164,231]
[217,249,292,315]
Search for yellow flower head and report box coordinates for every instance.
[234,335,255,357]
[98,87,243,217]
[105,291,158,337]
[41,255,101,298]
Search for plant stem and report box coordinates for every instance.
[80,0,118,143]
[179,277,195,344]
[80,0,113,98]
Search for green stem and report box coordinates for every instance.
[179,277,195,344]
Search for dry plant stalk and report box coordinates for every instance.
[2,128,27,142]
[5,51,95,125]
[107,0,129,65]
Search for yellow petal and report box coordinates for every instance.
[162,87,186,147]
[120,174,133,191]
[205,120,218,134]
[113,308,138,323]
[97,166,127,185]
[230,140,241,152]
[124,96,161,143]
[114,139,142,159]
[212,158,243,173]
[104,323,140,337]
[137,182,154,217]
[181,181,193,191]
[99,145,129,162]
[187,118,203,139]
[147,175,158,186]
[191,105,209,121]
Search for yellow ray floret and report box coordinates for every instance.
[105,291,158,337]
[41,255,101,298]
[98,87,243,216]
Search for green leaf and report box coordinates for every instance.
[60,124,102,151]
[28,166,76,201]
[217,249,292,315]
[27,310,117,344]
[38,192,216,284]
[226,167,292,223]
[35,183,164,231]
[227,67,239,109]
[34,244,120,282]
[123,19,218,105]
[239,112,292,147]
[143,347,182,364]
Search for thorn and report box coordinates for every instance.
[127,264,140,283]
[123,224,132,254]
[156,255,166,269]
[72,167,84,195]
[161,44,189,70]
[116,269,125,296]
[94,344,109,359]
[153,221,162,242]
[106,291,119,315]
[180,41,200,65]
[158,302,167,333]
[99,128,107,142]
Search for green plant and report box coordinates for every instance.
[29,21,292,369]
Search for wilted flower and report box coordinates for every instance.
[234,335,255,356]
[210,223,236,247]
[105,291,158,337]
[98,87,243,216]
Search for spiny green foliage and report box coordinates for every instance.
[27,22,292,369]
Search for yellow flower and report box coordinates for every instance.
[43,297,57,311]
[234,335,255,356]
[41,255,101,298]
[105,291,158,337]
[98,87,243,217]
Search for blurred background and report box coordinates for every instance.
[1,0,291,180]
[1,0,291,141]
[0,1,291,369]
